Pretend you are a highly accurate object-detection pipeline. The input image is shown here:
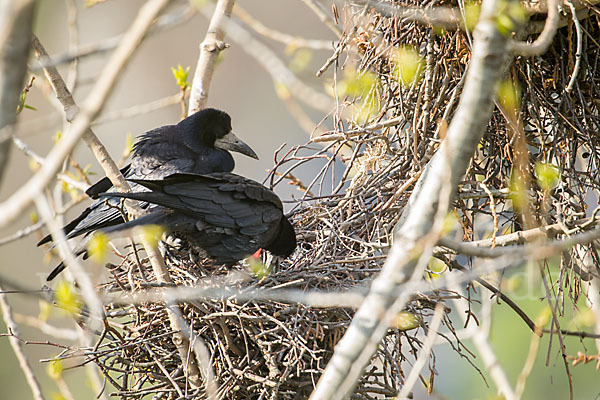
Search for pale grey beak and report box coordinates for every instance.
[214,131,259,160]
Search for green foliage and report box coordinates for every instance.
[391,46,424,87]
[495,0,528,36]
[497,79,521,112]
[54,280,82,316]
[247,253,271,278]
[289,48,313,73]
[464,1,481,31]
[87,232,110,263]
[336,68,377,98]
[47,360,64,380]
[171,64,190,90]
[392,311,422,331]
[535,162,560,190]
[137,224,166,248]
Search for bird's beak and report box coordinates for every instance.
[214,131,259,160]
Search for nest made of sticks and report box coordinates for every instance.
[57,2,600,399]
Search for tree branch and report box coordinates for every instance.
[310,0,516,396]
[0,0,35,186]
[188,0,236,115]
[0,285,45,400]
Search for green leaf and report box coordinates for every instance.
[171,64,190,89]
[391,46,424,87]
[47,360,64,380]
[535,162,560,190]
[495,0,529,36]
[392,312,422,331]
[87,232,110,263]
[336,68,377,97]
[497,79,521,112]
[247,254,271,278]
[54,280,82,316]
[464,1,481,31]
[289,48,313,73]
[136,224,166,248]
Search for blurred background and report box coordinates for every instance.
[0,1,598,399]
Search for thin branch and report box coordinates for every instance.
[396,304,444,399]
[564,0,582,94]
[206,6,334,113]
[511,0,559,56]
[0,285,45,400]
[300,0,342,36]
[234,5,333,50]
[188,0,236,114]
[450,280,517,399]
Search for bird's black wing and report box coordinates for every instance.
[104,173,294,263]
[85,164,132,199]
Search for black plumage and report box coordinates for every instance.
[100,173,296,264]
[39,109,258,280]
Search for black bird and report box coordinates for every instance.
[99,173,296,264]
[39,109,258,280]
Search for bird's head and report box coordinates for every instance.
[182,108,258,159]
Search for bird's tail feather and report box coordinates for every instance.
[100,211,169,235]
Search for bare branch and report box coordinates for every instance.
[0,0,35,186]
[511,0,559,56]
[188,0,236,114]
[0,285,45,400]
[310,0,515,396]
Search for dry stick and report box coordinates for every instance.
[188,0,236,115]
[564,0,583,94]
[449,279,517,399]
[309,0,516,397]
[141,238,203,388]
[0,0,35,187]
[0,0,170,229]
[0,285,45,400]
[396,304,445,399]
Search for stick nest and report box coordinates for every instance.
[63,3,600,399]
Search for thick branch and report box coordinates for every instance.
[188,0,236,114]
[0,0,35,186]
[310,0,514,397]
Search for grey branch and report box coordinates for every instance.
[0,0,35,187]
[310,0,515,397]
[188,0,236,115]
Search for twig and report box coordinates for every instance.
[449,278,517,399]
[396,304,444,399]
[564,0,582,94]
[203,6,334,113]
[234,5,333,50]
[0,284,45,400]
[511,0,559,56]
[188,0,236,114]
[300,0,342,36]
